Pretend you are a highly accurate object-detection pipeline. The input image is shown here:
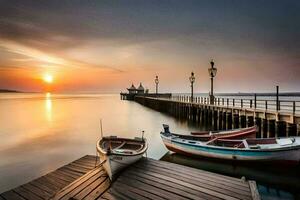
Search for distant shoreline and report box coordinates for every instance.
[0,89,22,93]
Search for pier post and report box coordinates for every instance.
[223,112,227,130]
[255,117,262,138]
[287,123,297,136]
[248,116,254,127]
[200,107,205,125]
[192,105,197,122]
[203,107,207,125]
[218,111,223,130]
[213,110,218,130]
[262,119,268,138]
[276,86,279,111]
[208,109,213,128]
[240,115,246,128]
[233,114,239,128]
[268,120,276,138]
[227,112,233,130]
[276,121,287,137]
[254,94,257,109]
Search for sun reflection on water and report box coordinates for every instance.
[45,92,52,122]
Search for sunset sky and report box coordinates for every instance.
[0,0,299,93]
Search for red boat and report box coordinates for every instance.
[162,125,257,142]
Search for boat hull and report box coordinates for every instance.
[98,150,144,180]
[161,135,300,163]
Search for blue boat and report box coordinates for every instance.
[160,125,300,163]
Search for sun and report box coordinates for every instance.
[43,74,53,83]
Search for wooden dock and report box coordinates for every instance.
[0,155,260,200]
[134,96,300,138]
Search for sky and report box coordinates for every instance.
[0,0,299,93]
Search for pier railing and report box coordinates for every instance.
[170,95,300,115]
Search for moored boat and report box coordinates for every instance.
[161,127,300,163]
[191,126,257,139]
[96,136,148,180]
[162,124,257,142]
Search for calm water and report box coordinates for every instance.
[0,93,200,192]
[0,93,299,199]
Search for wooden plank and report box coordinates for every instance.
[60,171,107,200]
[41,175,66,189]
[136,160,250,191]
[81,177,110,200]
[144,157,242,183]
[117,176,188,200]
[71,160,95,168]
[133,162,252,198]
[76,158,99,166]
[142,159,250,192]
[140,165,251,199]
[21,183,51,200]
[13,186,44,200]
[101,192,119,200]
[73,158,96,165]
[58,167,84,177]
[51,171,77,183]
[143,158,249,188]
[53,167,103,199]
[47,173,71,186]
[69,163,94,171]
[109,185,148,200]
[114,180,174,200]
[104,190,130,200]
[73,160,97,168]
[55,169,81,180]
[50,171,75,183]
[63,164,89,174]
[1,190,26,200]
[122,168,240,200]
[249,181,261,200]
[121,172,209,200]
[30,178,58,195]
[79,155,99,164]
[123,169,220,200]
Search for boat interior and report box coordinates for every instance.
[172,133,212,142]
[206,138,297,149]
[100,137,146,155]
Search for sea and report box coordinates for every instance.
[0,93,299,199]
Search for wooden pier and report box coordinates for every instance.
[0,155,260,200]
[134,96,300,138]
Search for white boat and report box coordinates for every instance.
[161,129,300,163]
[96,136,148,180]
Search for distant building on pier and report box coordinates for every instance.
[121,82,171,100]
[127,83,145,94]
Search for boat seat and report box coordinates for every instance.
[114,149,135,154]
[114,141,126,150]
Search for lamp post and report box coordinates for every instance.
[189,72,195,102]
[155,75,159,94]
[208,60,217,104]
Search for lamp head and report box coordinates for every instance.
[208,60,217,77]
[155,75,159,84]
[189,71,195,83]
